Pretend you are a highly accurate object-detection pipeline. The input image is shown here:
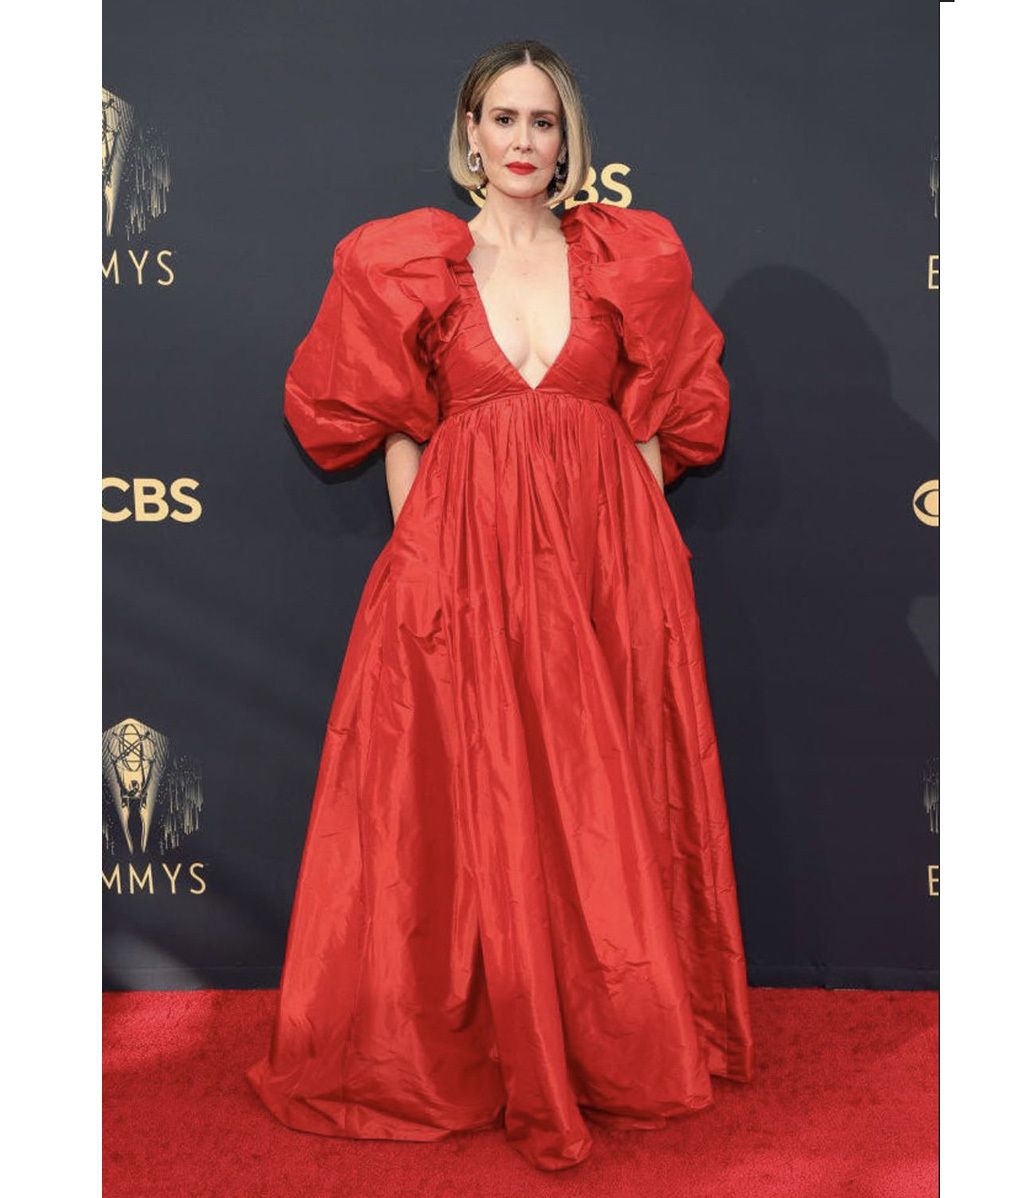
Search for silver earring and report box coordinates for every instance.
[553,149,568,183]
[467,149,482,173]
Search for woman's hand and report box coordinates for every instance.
[635,433,664,491]
[383,432,424,524]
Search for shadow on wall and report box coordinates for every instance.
[671,264,937,987]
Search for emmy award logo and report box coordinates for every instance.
[102,87,174,285]
[101,87,171,242]
[102,717,203,858]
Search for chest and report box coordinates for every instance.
[427,252,623,403]
[466,242,572,389]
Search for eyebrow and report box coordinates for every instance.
[487,106,559,118]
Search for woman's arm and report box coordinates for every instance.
[635,433,665,491]
[383,431,424,523]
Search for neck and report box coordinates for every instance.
[467,192,564,250]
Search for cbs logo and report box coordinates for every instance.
[912,479,938,527]
[102,478,202,523]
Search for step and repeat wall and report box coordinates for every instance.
[103,0,938,990]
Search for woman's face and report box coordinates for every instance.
[466,63,564,201]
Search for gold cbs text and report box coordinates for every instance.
[103,478,202,523]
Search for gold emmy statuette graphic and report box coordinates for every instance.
[102,87,134,240]
[102,717,203,859]
[102,717,167,855]
[102,87,171,241]
[912,479,938,527]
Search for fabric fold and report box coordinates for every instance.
[282,210,468,471]
[567,203,732,486]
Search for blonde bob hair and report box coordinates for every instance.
[447,39,592,211]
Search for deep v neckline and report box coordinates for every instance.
[455,210,576,393]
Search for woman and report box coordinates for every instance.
[246,38,755,1171]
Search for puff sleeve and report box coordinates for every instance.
[609,212,731,488]
[283,221,440,471]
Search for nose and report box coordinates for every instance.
[514,121,534,151]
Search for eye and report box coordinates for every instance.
[494,115,556,129]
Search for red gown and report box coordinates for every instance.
[245,201,755,1171]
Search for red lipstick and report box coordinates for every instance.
[506,162,538,174]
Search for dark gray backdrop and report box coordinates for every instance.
[102,0,939,990]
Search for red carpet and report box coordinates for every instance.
[103,987,936,1197]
